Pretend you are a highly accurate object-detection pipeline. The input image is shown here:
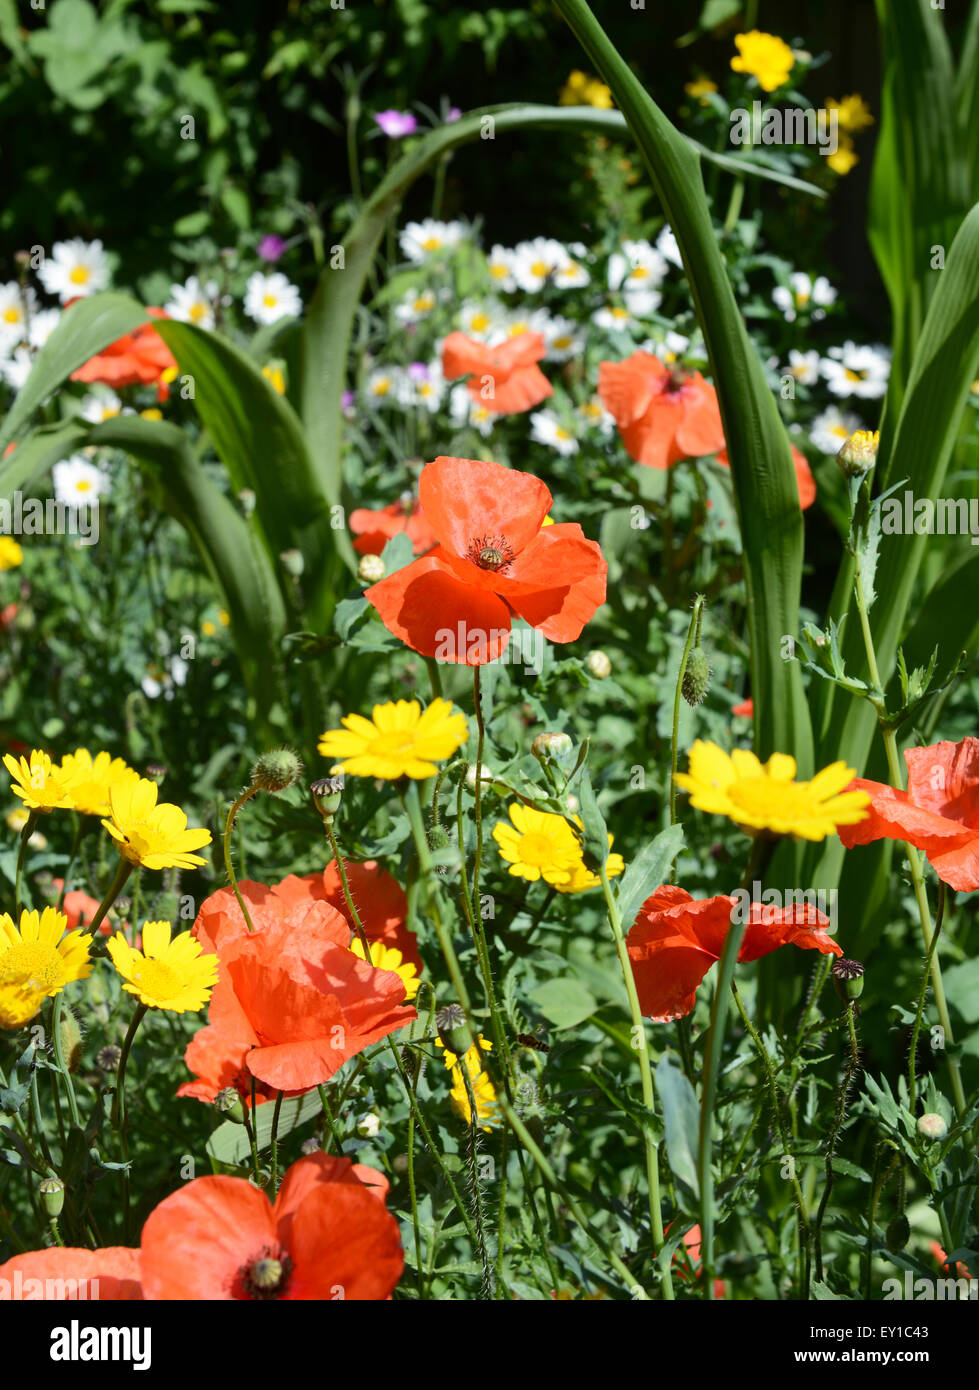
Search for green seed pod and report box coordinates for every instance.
[311,773,344,821]
[885,1215,910,1253]
[436,1003,473,1059]
[214,1087,247,1125]
[682,648,712,706]
[251,748,304,794]
[832,958,865,1000]
[39,1177,65,1218]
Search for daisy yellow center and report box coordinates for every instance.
[75,479,92,493]
[418,383,433,396]
[374,379,391,395]
[581,402,601,418]
[727,779,815,822]
[629,266,649,280]
[517,831,563,866]
[0,942,65,993]
[422,237,442,251]
[129,957,182,1001]
[553,336,573,349]
[370,730,421,757]
[530,260,549,276]
[844,368,867,382]
[3,307,19,324]
[611,307,630,320]
[555,427,571,440]
[69,265,91,285]
[489,264,508,278]
[831,424,848,437]
[262,294,278,308]
[470,313,490,331]
[189,302,208,323]
[796,289,811,305]
[413,297,431,311]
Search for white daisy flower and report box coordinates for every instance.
[550,250,591,290]
[0,281,37,347]
[79,390,123,423]
[397,362,444,414]
[640,331,692,365]
[394,288,439,326]
[455,300,503,341]
[141,654,189,701]
[37,239,111,302]
[28,308,60,350]
[243,271,302,325]
[809,405,865,455]
[449,382,494,437]
[52,454,110,504]
[399,219,466,262]
[486,244,516,292]
[785,349,821,386]
[592,304,637,333]
[656,226,683,269]
[529,410,579,456]
[0,347,33,391]
[772,272,837,323]
[821,342,890,399]
[576,396,615,435]
[608,240,668,311]
[540,314,585,362]
[365,366,404,405]
[165,276,217,329]
[510,238,589,293]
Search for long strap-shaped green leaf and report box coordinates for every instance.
[550,0,811,769]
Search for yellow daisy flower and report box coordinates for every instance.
[685,77,718,103]
[60,749,140,817]
[318,698,468,780]
[0,908,92,1024]
[0,537,23,571]
[825,94,874,133]
[826,136,859,175]
[262,363,286,395]
[4,749,78,813]
[730,30,794,93]
[107,921,218,1013]
[492,804,624,890]
[437,1034,498,1130]
[350,938,420,1000]
[674,741,871,841]
[555,848,625,895]
[559,69,614,109]
[102,776,212,870]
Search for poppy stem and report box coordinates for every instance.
[669,594,705,863]
[87,856,134,936]
[908,881,948,1113]
[13,809,41,915]
[812,1002,861,1283]
[598,862,674,1300]
[112,1002,148,1244]
[222,786,260,934]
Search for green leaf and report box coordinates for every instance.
[530,978,599,1030]
[553,0,812,771]
[614,824,684,932]
[655,1055,700,1196]
[575,767,609,872]
[0,293,148,454]
[207,1092,324,1164]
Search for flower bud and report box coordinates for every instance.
[464,763,493,793]
[357,1112,381,1138]
[39,1177,65,1218]
[237,488,257,517]
[885,1214,910,1253]
[250,748,304,794]
[832,958,864,1000]
[531,732,574,764]
[97,1044,122,1071]
[311,772,344,821]
[58,1010,83,1073]
[585,650,611,679]
[144,763,167,784]
[436,1003,473,1058]
[280,548,304,578]
[214,1087,247,1125]
[428,823,450,854]
[357,554,385,584]
[917,1113,947,1141]
[300,1137,320,1155]
[837,429,880,478]
[682,647,711,706]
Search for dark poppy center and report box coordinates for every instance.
[237,1246,294,1300]
[665,367,693,394]
[467,534,515,573]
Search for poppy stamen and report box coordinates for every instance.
[467,534,515,573]
[237,1246,294,1300]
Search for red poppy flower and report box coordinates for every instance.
[180,882,415,1102]
[364,455,607,664]
[732,697,754,719]
[51,882,106,933]
[597,351,725,468]
[0,1246,142,1300]
[838,738,979,892]
[669,1223,726,1299]
[716,445,816,510]
[350,498,437,557]
[627,885,842,1021]
[139,1151,402,1300]
[0,602,16,631]
[70,308,177,399]
[270,860,421,970]
[442,331,552,414]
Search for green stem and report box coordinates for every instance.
[669,595,704,851]
[87,856,134,937]
[812,1004,861,1284]
[269,1090,284,1189]
[223,786,259,933]
[49,994,81,1129]
[112,1002,148,1244]
[909,882,947,1113]
[598,862,673,1299]
[57,817,85,910]
[14,810,41,914]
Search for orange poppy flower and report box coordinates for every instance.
[364,455,607,664]
[732,697,754,719]
[180,883,415,1101]
[627,885,842,1021]
[597,351,725,468]
[716,444,816,510]
[0,603,16,632]
[70,308,177,399]
[350,498,437,557]
[270,861,422,970]
[669,1223,726,1299]
[442,330,553,414]
[139,1152,402,1300]
[838,738,979,892]
[0,1246,142,1300]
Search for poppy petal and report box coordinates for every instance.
[0,1247,142,1300]
[419,456,552,557]
[139,1175,276,1300]
[282,1184,404,1300]
[365,552,513,663]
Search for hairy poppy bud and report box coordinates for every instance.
[436,1003,473,1058]
[917,1113,947,1141]
[357,554,386,584]
[214,1087,247,1125]
[311,772,344,821]
[886,1214,910,1253]
[58,1010,83,1073]
[832,958,864,1000]
[251,748,303,794]
[39,1177,65,1218]
[682,647,711,706]
[585,650,611,679]
[837,429,879,478]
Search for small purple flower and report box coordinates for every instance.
[445,107,462,123]
[407,361,429,381]
[257,235,287,263]
[341,390,356,413]
[374,109,417,138]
